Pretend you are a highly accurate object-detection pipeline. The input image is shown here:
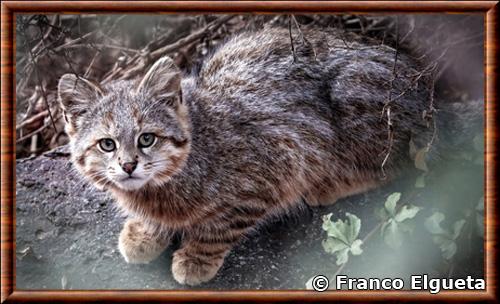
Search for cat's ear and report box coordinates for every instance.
[136,56,182,106]
[58,74,103,118]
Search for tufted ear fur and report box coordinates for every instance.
[58,74,103,121]
[136,56,182,107]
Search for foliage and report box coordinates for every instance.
[376,192,421,249]
[321,213,363,265]
[424,212,466,260]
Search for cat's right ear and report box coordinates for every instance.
[58,74,103,121]
[136,56,182,107]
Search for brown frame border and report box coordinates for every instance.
[1,1,498,302]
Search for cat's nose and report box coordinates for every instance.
[121,161,137,175]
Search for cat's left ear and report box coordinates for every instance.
[136,56,182,106]
[58,74,104,131]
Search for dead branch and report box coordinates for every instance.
[380,17,400,178]
[26,32,58,134]
[14,14,483,159]
[63,43,140,54]
[16,110,49,131]
[423,71,438,150]
[31,15,59,56]
[16,117,59,144]
[380,107,395,178]
[102,15,235,83]
[288,15,298,63]
[287,15,317,62]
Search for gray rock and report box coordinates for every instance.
[17,145,479,290]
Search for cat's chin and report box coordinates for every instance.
[114,176,149,191]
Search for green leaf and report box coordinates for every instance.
[432,235,457,260]
[409,138,418,158]
[321,212,363,265]
[409,138,417,159]
[452,220,466,240]
[331,219,351,244]
[305,277,314,290]
[322,213,334,232]
[424,212,447,235]
[380,193,420,249]
[345,212,361,243]
[415,174,426,188]
[381,215,417,250]
[375,207,388,221]
[384,192,401,216]
[322,237,348,254]
[425,212,466,260]
[335,248,350,265]
[394,205,421,222]
[350,239,363,255]
[323,214,348,244]
[382,219,404,249]
[414,147,429,172]
[397,220,415,234]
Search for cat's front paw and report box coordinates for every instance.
[118,219,169,264]
[171,249,225,286]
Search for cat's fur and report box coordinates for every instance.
[58,27,476,285]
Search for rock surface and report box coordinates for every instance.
[15,146,483,290]
[15,146,379,290]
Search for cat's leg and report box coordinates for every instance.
[171,239,231,286]
[171,220,258,285]
[118,218,171,264]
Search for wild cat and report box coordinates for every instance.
[58,27,480,285]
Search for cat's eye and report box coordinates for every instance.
[138,133,156,148]
[98,138,116,152]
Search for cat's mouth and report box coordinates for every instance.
[115,175,148,190]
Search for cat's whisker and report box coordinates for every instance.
[146,159,171,165]
[72,171,108,190]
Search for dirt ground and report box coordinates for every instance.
[15,145,484,290]
[13,147,397,290]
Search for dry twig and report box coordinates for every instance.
[380,17,400,178]
[102,15,235,83]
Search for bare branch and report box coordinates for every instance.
[380,17,400,178]
[101,15,235,83]
[16,110,49,131]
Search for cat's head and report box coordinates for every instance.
[58,57,191,191]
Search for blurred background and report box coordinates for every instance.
[15,14,484,158]
[15,14,484,290]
